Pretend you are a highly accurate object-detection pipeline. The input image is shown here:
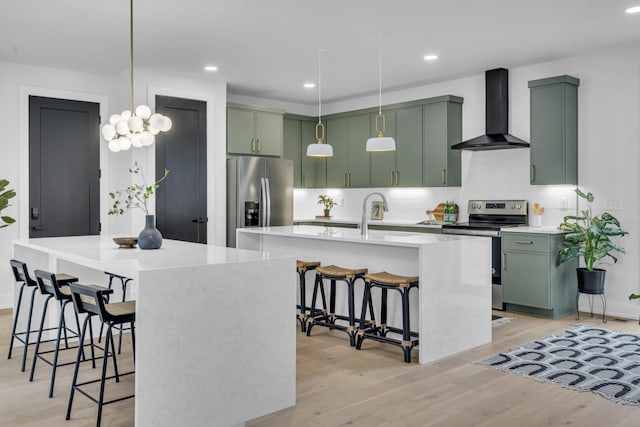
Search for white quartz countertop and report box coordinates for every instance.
[238,225,481,248]
[14,235,280,273]
[294,217,443,229]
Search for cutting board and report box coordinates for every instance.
[426,203,459,222]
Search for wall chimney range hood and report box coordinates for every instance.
[452,68,529,151]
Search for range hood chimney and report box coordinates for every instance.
[452,68,529,151]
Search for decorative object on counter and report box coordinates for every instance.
[558,188,627,296]
[317,194,336,217]
[370,201,384,220]
[426,202,458,223]
[444,201,458,223]
[366,31,396,152]
[108,162,169,249]
[306,49,333,157]
[531,202,545,227]
[101,0,172,152]
[482,325,640,406]
[0,179,16,228]
[112,237,138,249]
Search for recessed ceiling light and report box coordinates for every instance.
[303,82,315,89]
[626,6,640,13]
[204,65,218,72]
[423,54,438,61]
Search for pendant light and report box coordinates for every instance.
[366,31,396,152]
[306,50,333,157]
[101,0,172,152]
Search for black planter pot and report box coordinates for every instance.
[576,267,606,294]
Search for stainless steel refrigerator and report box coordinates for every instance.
[227,156,294,247]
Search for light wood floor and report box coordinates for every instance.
[2,308,640,427]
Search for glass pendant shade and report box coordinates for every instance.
[102,0,171,152]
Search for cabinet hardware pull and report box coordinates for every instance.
[343,173,347,187]
[503,253,507,271]
[515,240,534,245]
[396,170,400,186]
[441,169,446,185]
[303,174,307,188]
[348,173,351,187]
[251,138,256,152]
[390,171,394,186]
[531,165,536,182]
[257,138,261,153]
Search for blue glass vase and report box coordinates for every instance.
[138,214,162,249]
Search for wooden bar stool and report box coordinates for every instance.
[30,270,84,397]
[356,271,419,363]
[98,271,134,353]
[296,260,322,332]
[7,260,78,372]
[306,264,369,346]
[66,282,136,427]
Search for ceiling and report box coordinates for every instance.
[2,0,639,105]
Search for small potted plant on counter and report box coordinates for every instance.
[317,194,337,218]
[558,188,628,294]
[0,179,16,228]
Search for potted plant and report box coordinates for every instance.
[108,162,169,249]
[0,179,16,228]
[317,194,337,217]
[558,188,628,293]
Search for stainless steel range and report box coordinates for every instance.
[442,200,528,310]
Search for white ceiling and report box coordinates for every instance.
[2,0,639,105]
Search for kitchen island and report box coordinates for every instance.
[12,236,296,427]
[237,225,492,364]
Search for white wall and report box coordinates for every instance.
[0,61,227,309]
[286,44,640,319]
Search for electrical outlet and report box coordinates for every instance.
[560,198,568,209]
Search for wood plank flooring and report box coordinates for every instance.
[1,307,639,426]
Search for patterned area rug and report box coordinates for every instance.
[482,326,640,406]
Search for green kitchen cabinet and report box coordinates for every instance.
[228,106,283,156]
[528,75,579,185]
[283,116,327,188]
[370,106,423,187]
[502,232,577,318]
[326,114,370,188]
[422,96,463,187]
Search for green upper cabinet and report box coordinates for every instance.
[423,96,463,187]
[370,106,423,187]
[283,116,327,188]
[528,75,579,185]
[227,106,283,156]
[283,118,302,187]
[326,114,370,188]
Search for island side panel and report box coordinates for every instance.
[135,257,296,427]
[419,237,492,364]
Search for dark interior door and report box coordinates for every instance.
[29,96,100,238]
[155,95,207,243]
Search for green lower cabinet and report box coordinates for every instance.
[502,232,577,318]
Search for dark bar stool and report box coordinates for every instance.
[7,260,79,372]
[29,270,83,397]
[306,264,369,346]
[98,272,134,353]
[296,260,322,332]
[66,282,136,427]
[356,271,419,363]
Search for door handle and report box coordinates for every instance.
[396,170,400,186]
[503,253,507,271]
[31,207,39,220]
[31,226,44,231]
[251,138,256,152]
[531,164,536,182]
[257,138,261,153]
[441,169,446,185]
[390,171,394,186]
[192,217,209,223]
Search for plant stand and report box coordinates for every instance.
[576,289,607,323]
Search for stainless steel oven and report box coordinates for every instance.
[441,200,528,310]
